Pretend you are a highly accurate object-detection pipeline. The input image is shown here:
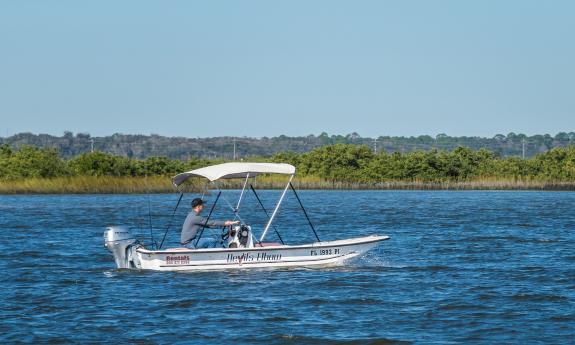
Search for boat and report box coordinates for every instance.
[103,162,389,271]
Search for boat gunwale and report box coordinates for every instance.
[136,235,389,255]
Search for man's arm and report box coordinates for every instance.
[198,217,235,228]
[204,218,227,228]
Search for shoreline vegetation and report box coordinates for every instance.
[1,143,574,193]
[1,176,575,194]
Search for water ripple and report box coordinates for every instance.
[1,191,574,343]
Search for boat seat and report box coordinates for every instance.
[255,242,282,247]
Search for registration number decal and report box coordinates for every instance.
[310,248,340,256]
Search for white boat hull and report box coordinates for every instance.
[130,235,389,271]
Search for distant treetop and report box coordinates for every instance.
[0,131,573,160]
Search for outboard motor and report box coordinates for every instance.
[103,226,137,268]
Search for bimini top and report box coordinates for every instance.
[172,162,296,186]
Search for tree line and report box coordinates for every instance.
[1,143,574,183]
[2,131,574,160]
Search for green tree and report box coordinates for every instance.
[68,151,136,176]
[137,156,186,176]
[299,144,374,182]
[0,145,68,179]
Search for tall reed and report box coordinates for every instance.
[0,176,173,194]
[1,175,574,194]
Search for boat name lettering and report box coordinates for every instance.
[310,248,340,256]
[227,252,283,264]
[166,255,190,265]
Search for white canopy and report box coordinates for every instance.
[172,162,296,186]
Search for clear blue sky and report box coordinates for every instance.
[1,1,573,138]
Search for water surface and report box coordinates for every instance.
[1,191,574,344]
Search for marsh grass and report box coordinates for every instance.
[0,175,574,194]
[0,176,173,194]
[291,176,575,190]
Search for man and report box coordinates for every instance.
[181,198,239,248]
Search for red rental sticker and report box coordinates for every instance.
[166,255,190,265]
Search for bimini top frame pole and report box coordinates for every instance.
[250,184,284,245]
[235,173,250,214]
[260,174,294,242]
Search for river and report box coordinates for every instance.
[1,191,574,344]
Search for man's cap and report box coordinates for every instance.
[191,198,204,208]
